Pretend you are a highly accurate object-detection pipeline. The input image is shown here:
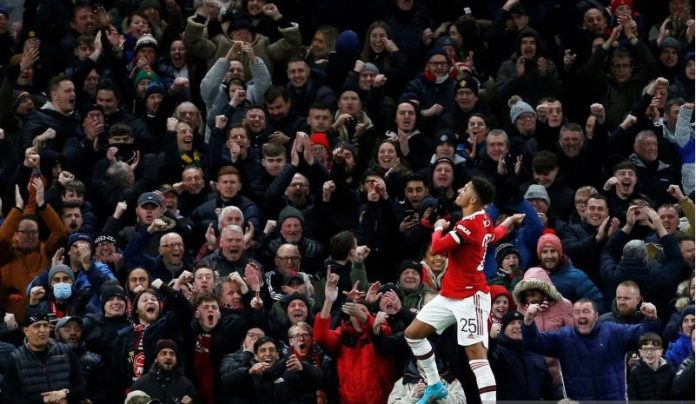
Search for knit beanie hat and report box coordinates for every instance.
[139,0,162,12]
[508,95,536,123]
[524,184,551,206]
[660,37,681,52]
[100,284,127,312]
[682,305,695,322]
[362,63,380,75]
[398,259,423,278]
[278,205,304,227]
[610,0,632,13]
[501,310,524,333]
[495,243,520,268]
[135,34,158,53]
[134,70,159,89]
[536,234,563,257]
[336,30,360,54]
[154,338,179,358]
[12,90,31,109]
[68,232,94,250]
[48,264,76,284]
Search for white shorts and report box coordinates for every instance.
[416,292,491,347]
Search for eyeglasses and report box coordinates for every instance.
[290,333,311,340]
[574,199,587,206]
[276,256,300,261]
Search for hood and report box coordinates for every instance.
[512,267,563,306]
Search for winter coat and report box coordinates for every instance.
[600,230,683,311]
[628,153,680,207]
[666,334,694,367]
[192,194,261,235]
[130,364,198,404]
[314,314,397,404]
[560,220,606,284]
[200,56,271,118]
[19,105,82,172]
[0,206,68,322]
[512,267,573,385]
[671,354,695,399]
[4,340,87,404]
[522,317,660,400]
[627,358,675,400]
[489,334,555,400]
[222,356,323,404]
[183,15,301,73]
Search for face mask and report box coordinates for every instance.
[53,282,73,300]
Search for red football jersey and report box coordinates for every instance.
[431,210,494,299]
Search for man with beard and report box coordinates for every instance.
[112,281,193,400]
[131,339,197,404]
[599,281,644,324]
[522,298,659,400]
[535,233,605,313]
[267,292,312,342]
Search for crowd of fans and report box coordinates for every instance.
[0,0,694,402]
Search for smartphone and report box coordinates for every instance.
[464,7,472,15]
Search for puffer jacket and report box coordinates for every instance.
[627,358,675,400]
[522,317,660,400]
[314,314,397,404]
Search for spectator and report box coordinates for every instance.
[522,298,660,400]
[535,233,605,312]
[4,314,87,403]
[489,311,555,400]
[130,339,198,404]
[628,332,675,400]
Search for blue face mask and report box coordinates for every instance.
[53,282,73,301]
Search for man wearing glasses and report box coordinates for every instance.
[0,178,67,322]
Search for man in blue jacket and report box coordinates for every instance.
[522,297,660,400]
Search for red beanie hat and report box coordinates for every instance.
[536,234,563,257]
[610,0,633,13]
[310,132,331,153]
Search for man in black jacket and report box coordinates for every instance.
[131,339,198,404]
[4,313,87,404]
